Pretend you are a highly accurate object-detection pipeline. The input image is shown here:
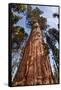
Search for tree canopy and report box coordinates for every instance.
[9,4,59,83]
[26,6,47,30]
[9,4,28,50]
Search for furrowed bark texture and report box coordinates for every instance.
[13,22,54,86]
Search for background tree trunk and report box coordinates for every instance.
[13,22,54,86]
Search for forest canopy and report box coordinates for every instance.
[9,4,59,84]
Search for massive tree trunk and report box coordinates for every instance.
[13,22,54,86]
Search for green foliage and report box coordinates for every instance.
[27,6,47,30]
[48,28,59,43]
[47,28,59,80]
[38,16,47,29]
[30,7,43,18]
[12,26,24,41]
[9,4,26,13]
[46,34,59,63]
[9,4,26,27]
[46,34,55,49]
[53,64,59,83]
[43,43,49,55]
[16,4,26,12]
[10,4,59,83]
[46,33,59,83]
[12,26,24,46]
[46,28,59,66]
[53,13,59,18]
[53,47,59,68]
[53,13,59,28]
[9,4,27,50]
[12,26,28,50]
[10,13,22,25]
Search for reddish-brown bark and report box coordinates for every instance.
[13,22,54,86]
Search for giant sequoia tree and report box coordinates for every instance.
[12,5,54,86]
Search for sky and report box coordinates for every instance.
[16,5,59,34]
[39,6,58,29]
[15,5,59,73]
